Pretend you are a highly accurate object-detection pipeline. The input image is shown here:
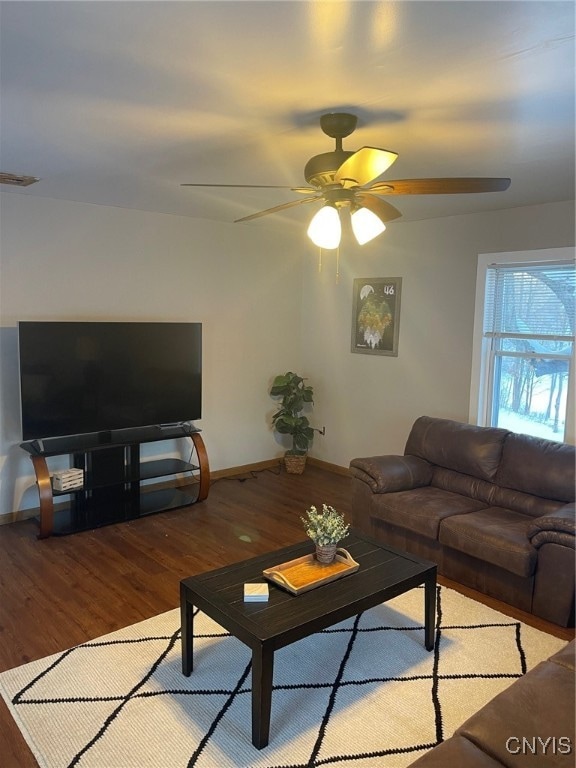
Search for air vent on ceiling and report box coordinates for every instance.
[0,172,40,187]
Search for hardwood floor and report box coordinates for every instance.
[0,464,573,767]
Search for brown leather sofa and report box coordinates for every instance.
[350,416,576,627]
[408,640,575,767]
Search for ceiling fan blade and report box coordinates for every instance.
[355,193,403,222]
[181,183,317,193]
[366,178,512,195]
[234,196,321,223]
[334,147,398,188]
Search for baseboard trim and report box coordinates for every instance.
[307,456,350,476]
[0,508,38,526]
[0,458,347,527]
[210,459,281,480]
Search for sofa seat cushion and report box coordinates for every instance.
[369,486,487,539]
[439,508,537,577]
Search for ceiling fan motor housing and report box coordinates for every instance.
[304,150,355,187]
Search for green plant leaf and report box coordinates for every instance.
[269,370,315,453]
[300,504,350,545]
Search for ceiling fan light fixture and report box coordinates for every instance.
[307,204,341,249]
[351,206,386,245]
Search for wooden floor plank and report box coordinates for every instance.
[0,465,572,767]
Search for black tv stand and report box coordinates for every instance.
[21,425,210,538]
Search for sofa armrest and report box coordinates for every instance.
[528,503,575,549]
[349,454,433,493]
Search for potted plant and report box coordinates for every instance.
[301,504,350,563]
[270,371,314,474]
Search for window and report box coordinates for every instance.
[471,249,575,443]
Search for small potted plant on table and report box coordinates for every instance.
[270,371,314,474]
[301,504,350,563]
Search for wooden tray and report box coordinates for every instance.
[262,548,359,595]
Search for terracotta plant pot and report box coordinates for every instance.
[315,543,338,564]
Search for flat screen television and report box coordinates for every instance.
[18,321,202,441]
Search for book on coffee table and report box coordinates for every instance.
[243,583,269,602]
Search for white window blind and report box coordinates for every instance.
[483,261,575,343]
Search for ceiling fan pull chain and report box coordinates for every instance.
[318,247,323,273]
[336,247,340,283]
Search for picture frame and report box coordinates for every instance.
[351,277,402,356]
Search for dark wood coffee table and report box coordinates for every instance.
[180,530,436,749]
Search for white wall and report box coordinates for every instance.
[0,192,304,516]
[300,200,575,466]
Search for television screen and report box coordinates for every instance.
[18,321,202,440]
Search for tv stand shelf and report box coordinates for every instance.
[21,426,209,538]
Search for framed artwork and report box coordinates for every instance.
[351,277,402,356]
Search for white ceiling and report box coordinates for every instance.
[1,1,574,231]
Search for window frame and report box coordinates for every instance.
[469,247,575,445]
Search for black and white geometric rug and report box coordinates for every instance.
[0,585,565,768]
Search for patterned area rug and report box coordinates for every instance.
[0,585,565,768]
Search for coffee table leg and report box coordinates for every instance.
[180,587,194,676]
[424,576,436,651]
[251,642,274,749]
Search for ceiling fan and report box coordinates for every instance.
[182,112,511,248]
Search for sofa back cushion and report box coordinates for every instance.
[432,466,565,516]
[496,433,576,503]
[431,466,495,504]
[405,416,509,482]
